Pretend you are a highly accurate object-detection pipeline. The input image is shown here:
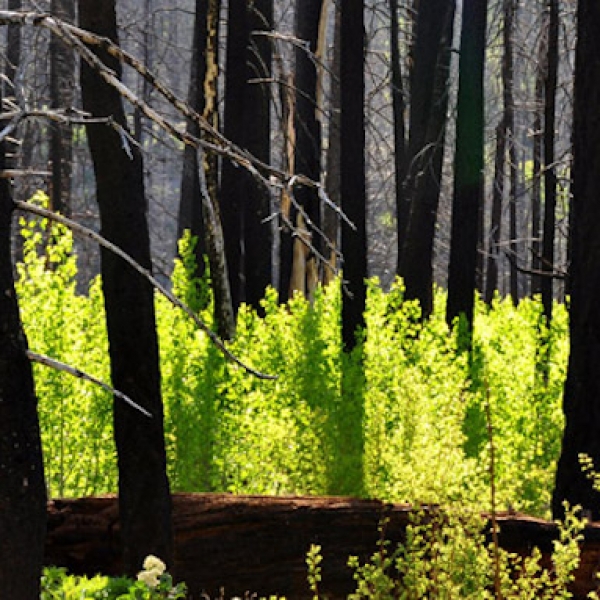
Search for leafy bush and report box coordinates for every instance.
[41,555,186,599]
[17,200,567,516]
[315,503,584,599]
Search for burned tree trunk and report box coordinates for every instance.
[0,87,46,598]
[78,0,173,574]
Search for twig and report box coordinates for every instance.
[15,200,277,381]
[26,350,152,418]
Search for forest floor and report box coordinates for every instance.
[45,493,600,599]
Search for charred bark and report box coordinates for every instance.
[340,0,367,351]
[281,0,324,301]
[177,0,208,279]
[552,0,600,520]
[78,0,173,573]
[0,87,46,599]
[398,0,455,318]
[446,0,488,329]
[49,0,75,217]
[541,0,559,322]
[221,0,273,314]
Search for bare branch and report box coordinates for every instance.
[0,10,350,277]
[15,200,277,381]
[26,350,152,418]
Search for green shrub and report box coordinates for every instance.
[18,199,567,516]
[41,555,186,599]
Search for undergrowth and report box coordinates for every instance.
[17,193,568,517]
[41,505,588,599]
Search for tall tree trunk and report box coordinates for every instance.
[541,0,559,321]
[485,123,505,304]
[398,0,455,318]
[133,0,152,144]
[389,0,407,266]
[338,0,366,501]
[6,0,21,260]
[0,88,47,599]
[78,1,173,574]
[49,0,75,217]
[282,0,324,301]
[553,0,600,520]
[177,0,207,280]
[203,0,235,339]
[221,0,247,312]
[323,1,341,286]
[243,0,273,310]
[446,0,488,329]
[221,0,273,314]
[531,20,545,298]
[341,0,367,351]
[504,0,519,304]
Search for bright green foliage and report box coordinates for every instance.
[470,295,568,515]
[16,192,116,497]
[40,558,186,599]
[344,503,584,600]
[17,207,567,516]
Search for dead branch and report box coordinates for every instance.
[0,9,348,281]
[15,200,277,381]
[26,350,152,418]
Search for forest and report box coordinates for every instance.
[1,0,600,598]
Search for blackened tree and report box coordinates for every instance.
[446,0,488,330]
[552,0,600,519]
[49,0,75,216]
[397,0,455,318]
[541,0,559,321]
[341,0,367,351]
[177,0,207,279]
[221,0,273,314]
[0,86,47,598]
[78,0,173,573]
[280,0,324,301]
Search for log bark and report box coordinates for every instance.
[45,494,600,600]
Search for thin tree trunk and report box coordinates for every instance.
[221,0,247,312]
[339,0,366,501]
[541,0,559,321]
[341,0,367,351]
[284,0,324,301]
[133,0,152,144]
[446,0,488,329]
[0,85,47,599]
[49,0,75,217]
[7,0,21,260]
[177,0,207,279]
[78,0,173,574]
[390,0,407,267]
[485,123,505,303]
[323,1,341,286]
[203,0,235,339]
[531,22,545,297]
[504,0,519,304]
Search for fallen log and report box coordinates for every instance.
[44,493,600,599]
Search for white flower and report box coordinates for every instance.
[142,555,166,575]
[137,555,167,588]
[137,568,161,588]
